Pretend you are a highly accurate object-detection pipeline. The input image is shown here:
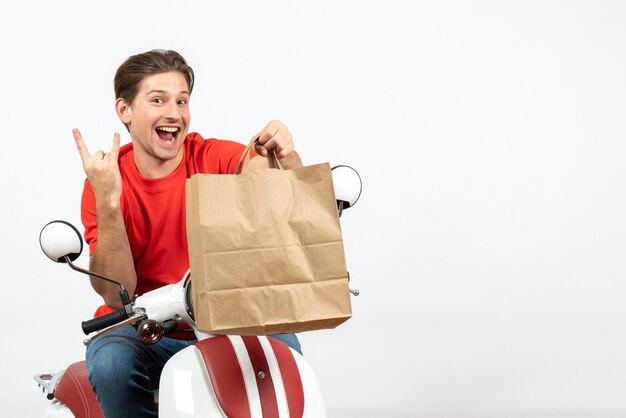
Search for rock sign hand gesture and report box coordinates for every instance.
[72,129,122,208]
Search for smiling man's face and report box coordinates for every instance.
[117,71,191,177]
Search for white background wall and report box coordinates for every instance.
[1,1,625,417]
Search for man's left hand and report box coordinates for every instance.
[253,119,295,159]
[247,120,302,170]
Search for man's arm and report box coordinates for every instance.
[247,120,303,170]
[89,199,137,308]
[74,129,138,308]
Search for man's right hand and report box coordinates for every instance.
[73,129,123,209]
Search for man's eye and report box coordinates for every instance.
[178,99,187,105]
[152,98,164,104]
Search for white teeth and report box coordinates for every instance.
[157,126,179,133]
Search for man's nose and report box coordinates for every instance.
[164,101,182,120]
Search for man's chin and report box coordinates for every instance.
[154,147,183,162]
[151,132,184,153]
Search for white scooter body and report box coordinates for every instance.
[137,276,326,417]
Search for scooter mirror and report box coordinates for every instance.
[331,165,362,209]
[39,220,83,263]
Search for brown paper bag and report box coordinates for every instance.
[186,139,352,335]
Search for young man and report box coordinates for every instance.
[74,49,302,418]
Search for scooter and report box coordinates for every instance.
[34,165,362,418]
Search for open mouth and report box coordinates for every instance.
[155,126,180,142]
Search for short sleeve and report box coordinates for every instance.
[186,133,258,175]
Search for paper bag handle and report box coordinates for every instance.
[235,137,284,174]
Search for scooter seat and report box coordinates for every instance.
[54,361,103,418]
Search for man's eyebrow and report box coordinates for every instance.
[146,89,190,95]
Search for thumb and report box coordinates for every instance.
[254,143,268,157]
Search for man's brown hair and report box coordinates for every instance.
[114,49,195,105]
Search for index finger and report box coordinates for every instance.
[72,128,92,161]
[110,132,121,157]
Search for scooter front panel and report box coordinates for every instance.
[159,335,324,418]
[197,335,308,418]
[158,344,227,417]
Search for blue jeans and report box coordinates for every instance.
[85,325,301,418]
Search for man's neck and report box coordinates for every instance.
[133,151,184,179]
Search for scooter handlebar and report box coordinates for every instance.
[82,309,129,335]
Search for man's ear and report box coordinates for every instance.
[115,98,132,126]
